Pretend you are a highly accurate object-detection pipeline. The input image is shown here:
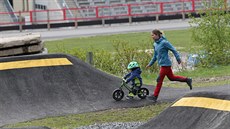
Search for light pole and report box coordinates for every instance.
[33,0,35,10]
[26,0,29,11]
[32,0,36,24]
[22,0,25,11]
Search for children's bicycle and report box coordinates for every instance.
[112,79,149,101]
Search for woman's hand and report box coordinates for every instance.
[146,65,151,69]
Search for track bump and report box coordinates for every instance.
[0,58,73,70]
[172,97,230,112]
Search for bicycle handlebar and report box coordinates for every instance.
[122,78,126,82]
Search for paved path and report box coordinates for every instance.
[0,19,190,40]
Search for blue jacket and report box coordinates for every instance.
[124,67,142,86]
[148,36,181,66]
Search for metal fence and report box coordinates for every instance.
[0,0,229,29]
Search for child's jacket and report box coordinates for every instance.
[124,67,142,86]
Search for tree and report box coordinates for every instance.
[189,0,230,67]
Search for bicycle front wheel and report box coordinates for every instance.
[112,89,124,101]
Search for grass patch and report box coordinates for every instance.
[45,32,151,52]
[4,103,171,129]
[142,65,230,86]
[45,29,193,52]
[143,65,230,90]
[177,65,230,78]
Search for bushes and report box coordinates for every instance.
[55,39,159,77]
[189,0,230,67]
[110,39,158,76]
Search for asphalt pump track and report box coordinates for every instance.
[138,91,230,129]
[0,54,229,128]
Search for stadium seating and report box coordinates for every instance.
[63,0,190,19]
[58,0,83,19]
[32,0,63,23]
[1,0,225,26]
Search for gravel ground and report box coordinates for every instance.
[75,122,145,129]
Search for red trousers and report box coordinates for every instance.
[154,66,187,97]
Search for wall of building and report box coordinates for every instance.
[13,0,34,12]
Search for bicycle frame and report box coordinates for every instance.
[119,80,133,92]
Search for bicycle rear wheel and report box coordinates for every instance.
[137,87,149,99]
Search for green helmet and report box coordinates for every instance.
[127,61,139,70]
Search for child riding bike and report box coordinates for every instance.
[123,61,142,99]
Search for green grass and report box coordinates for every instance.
[163,29,193,50]
[45,29,193,52]
[177,65,230,78]
[142,65,230,87]
[45,32,150,52]
[4,103,171,129]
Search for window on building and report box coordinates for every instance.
[35,4,47,10]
